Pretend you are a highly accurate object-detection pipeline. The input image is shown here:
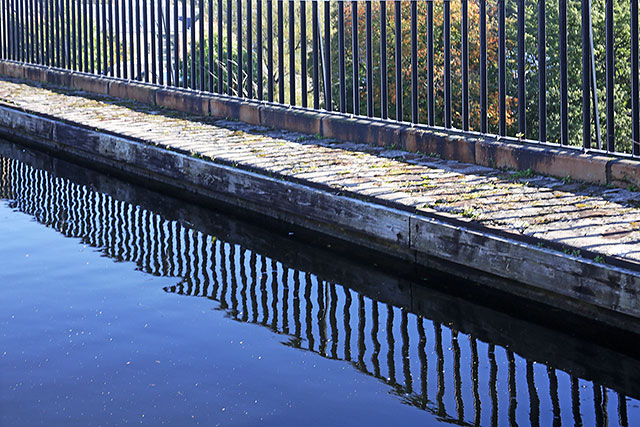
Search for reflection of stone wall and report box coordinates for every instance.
[1,146,639,426]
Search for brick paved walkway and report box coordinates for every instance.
[2,77,640,265]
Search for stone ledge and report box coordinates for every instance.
[1,103,639,333]
[1,60,638,191]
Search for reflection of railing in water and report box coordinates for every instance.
[0,153,637,427]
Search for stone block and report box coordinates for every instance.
[156,88,208,114]
[109,80,157,105]
[610,159,640,189]
[402,127,476,164]
[71,73,109,94]
[260,104,324,135]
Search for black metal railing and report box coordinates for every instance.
[1,150,640,426]
[0,1,639,155]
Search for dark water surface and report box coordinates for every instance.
[1,141,639,426]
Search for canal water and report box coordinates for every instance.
[0,141,638,426]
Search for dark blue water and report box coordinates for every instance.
[1,142,639,426]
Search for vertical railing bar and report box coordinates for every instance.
[31,0,37,64]
[17,0,20,62]
[37,0,42,64]
[217,0,222,92]
[288,0,294,105]
[237,0,242,96]
[191,0,197,88]
[427,0,433,125]
[198,0,204,90]
[34,0,39,63]
[27,0,32,63]
[59,0,64,68]
[633,0,639,155]
[87,0,92,71]
[66,0,71,67]
[0,0,4,60]
[25,0,28,61]
[176,0,181,85]
[25,0,30,63]
[43,0,48,65]
[257,0,263,100]
[108,0,114,76]
[380,0,386,119]
[9,0,14,60]
[12,0,16,60]
[444,0,451,128]
[312,0,318,109]
[323,0,331,110]
[589,8,601,149]
[365,1,373,117]
[129,0,135,78]
[247,0,252,98]
[102,0,107,73]
[182,0,188,87]
[605,0,614,151]
[115,0,120,77]
[277,0,283,103]
[150,0,156,83]
[350,1,358,115]
[411,0,417,124]
[158,0,164,85]
[6,0,10,60]
[10,0,14,60]
[517,0,525,138]
[84,0,89,71]
[539,0,546,142]
[338,0,345,112]
[267,0,273,101]
[137,0,143,79]
[499,0,506,135]
[559,0,568,144]
[461,0,468,130]
[300,0,307,107]
[26,0,30,62]
[37,0,41,63]
[9,0,14,61]
[581,0,591,149]
[97,0,102,71]
[207,0,213,90]
[480,0,487,133]
[13,0,17,61]
[21,0,25,62]
[16,0,21,61]
[120,0,126,77]
[394,0,401,121]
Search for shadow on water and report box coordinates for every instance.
[1,141,639,426]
